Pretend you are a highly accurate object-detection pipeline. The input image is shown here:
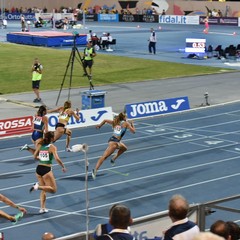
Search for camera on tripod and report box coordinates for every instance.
[56,31,94,105]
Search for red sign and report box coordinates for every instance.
[0,116,33,138]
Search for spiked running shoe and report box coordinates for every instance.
[20,144,29,151]
[29,182,39,193]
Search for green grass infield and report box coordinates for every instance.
[0,43,232,94]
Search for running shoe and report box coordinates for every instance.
[92,169,96,180]
[20,144,29,151]
[39,208,49,214]
[110,159,115,166]
[66,147,72,152]
[29,182,39,193]
[33,98,41,103]
[12,212,24,225]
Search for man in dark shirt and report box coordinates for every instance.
[96,204,134,240]
[163,194,200,240]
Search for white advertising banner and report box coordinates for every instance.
[47,107,113,131]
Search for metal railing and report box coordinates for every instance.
[56,194,240,240]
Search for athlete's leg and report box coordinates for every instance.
[37,172,57,194]
[95,142,118,171]
[37,176,47,210]
[53,127,65,142]
[65,129,72,148]
[111,142,127,162]
[0,210,15,222]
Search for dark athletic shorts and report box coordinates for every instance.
[55,122,65,129]
[32,80,41,89]
[36,165,51,176]
[32,130,43,141]
[83,60,93,68]
[108,136,120,143]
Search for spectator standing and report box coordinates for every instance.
[20,14,26,31]
[162,194,200,240]
[0,194,27,224]
[82,41,96,78]
[100,32,108,50]
[87,29,93,42]
[106,32,113,50]
[2,18,7,28]
[63,17,69,30]
[218,10,223,18]
[148,28,157,54]
[96,204,134,240]
[91,33,101,51]
[31,58,43,103]
[212,9,218,17]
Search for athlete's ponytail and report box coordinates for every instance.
[37,105,47,116]
[43,131,54,145]
[112,112,126,127]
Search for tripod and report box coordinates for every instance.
[56,34,94,106]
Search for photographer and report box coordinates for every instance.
[31,58,43,103]
[82,41,96,79]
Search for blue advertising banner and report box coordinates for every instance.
[3,13,35,20]
[98,14,119,22]
[125,96,190,119]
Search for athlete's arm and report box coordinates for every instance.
[0,194,27,213]
[69,109,80,121]
[124,120,136,134]
[47,106,62,113]
[50,145,67,172]
[43,116,49,133]
[33,143,41,160]
[96,119,113,129]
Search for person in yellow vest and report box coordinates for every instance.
[82,41,96,79]
[32,58,43,103]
